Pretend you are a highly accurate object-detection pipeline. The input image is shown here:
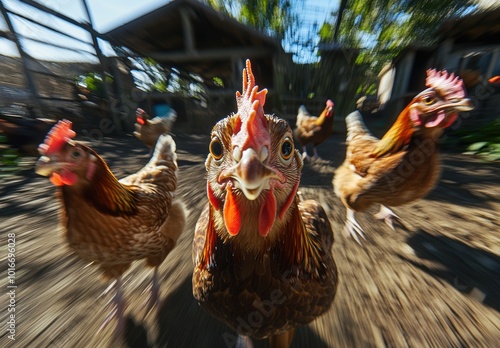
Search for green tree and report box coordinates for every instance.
[319,0,475,91]
[311,0,476,115]
[203,0,297,40]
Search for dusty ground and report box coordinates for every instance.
[0,129,499,348]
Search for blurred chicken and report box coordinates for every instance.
[0,115,56,155]
[193,60,338,348]
[35,120,186,334]
[293,100,334,159]
[333,69,474,242]
[134,108,177,154]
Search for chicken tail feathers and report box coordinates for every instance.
[296,105,311,127]
[149,134,177,168]
[345,111,374,144]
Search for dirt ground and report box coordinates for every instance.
[0,128,499,348]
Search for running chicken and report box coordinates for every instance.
[134,107,177,153]
[294,100,334,159]
[35,120,186,333]
[333,69,474,242]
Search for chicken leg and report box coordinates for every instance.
[143,266,160,318]
[99,277,126,337]
[301,146,309,160]
[269,329,296,348]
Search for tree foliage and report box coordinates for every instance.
[203,0,297,40]
[313,0,476,114]
[320,0,474,77]
[201,0,478,116]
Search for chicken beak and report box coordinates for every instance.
[35,156,61,177]
[229,148,280,200]
[452,98,474,112]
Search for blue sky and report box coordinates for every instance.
[0,0,336,63]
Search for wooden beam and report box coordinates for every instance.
[81,0,122,133]
[0,1,43,117]
[19,0,95,34]
[150,47,272,62]
[8,8,93,46]
[18,34,96,56]
[180,7,195,53]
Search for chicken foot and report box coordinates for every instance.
[301,146,321,160]
[345,208,366,244]
[312,147,320,159]
[373,205,406,230]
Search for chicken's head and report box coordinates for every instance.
[35,120,98,187]
[323,99,335,118]
[409,69,473,129]
[136,108,149,125]
[205,60,303,246]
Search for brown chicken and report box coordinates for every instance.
[192,60,338,348]
[333,69,474,242]
[35,120,186,333]
[293,99,334,159]
[134,107,177,153]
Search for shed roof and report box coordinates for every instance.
[438,7,500,46]
[104,0,282,85]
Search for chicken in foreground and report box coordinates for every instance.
[193,60,338,348]
[134,107,177,154]
[293,99,334,160]
[333,69,474,243]
[35,120,186,334]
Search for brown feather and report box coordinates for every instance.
[200,205,218,269]
[82,147,138,216]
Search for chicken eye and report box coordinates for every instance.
[71,149,82,159]
[424,96,435,105]
[280,137,294,160]
[209,138,223,160]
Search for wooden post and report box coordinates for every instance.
[0,1,43,118]
[81,0,123,133]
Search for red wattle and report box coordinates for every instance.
[442,113,458,128]
[50,173,64,186]
[207,182,220,210]
[61,171,78,185]
[50,170,77,186]
[223,183,241,236]
[259,187,277,237]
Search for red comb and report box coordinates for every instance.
[235,60,268,118]
[39,119,76,155]
[232,60,270,151]
[426,69,466,99]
